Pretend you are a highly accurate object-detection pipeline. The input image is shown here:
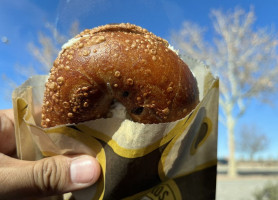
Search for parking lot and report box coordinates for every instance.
[216,163,278,200]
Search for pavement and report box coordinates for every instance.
[216,175,278,200]
[216,164,278,200]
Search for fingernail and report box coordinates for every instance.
[70,156,96,184]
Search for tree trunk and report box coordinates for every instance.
[227,112,237,177]
[250,153,254,161]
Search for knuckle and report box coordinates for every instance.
[32,157,68,195]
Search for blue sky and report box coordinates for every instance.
[1,0,278,159]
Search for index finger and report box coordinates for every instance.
[0,109,16,155]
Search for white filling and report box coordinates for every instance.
[109,101,128,120]
[61,37,81,49]
[168,44,179,55]
[61,34,90,49]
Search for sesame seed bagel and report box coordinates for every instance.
[41,23,199,128]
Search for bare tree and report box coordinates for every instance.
[171,7,278,177]
[3,21,80,97]
[26,20,80,75]
[237,124,268,161]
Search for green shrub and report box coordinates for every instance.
[253,181,278,200]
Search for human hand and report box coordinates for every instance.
[0,109,101,200]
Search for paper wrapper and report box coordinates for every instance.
[12,56,219,200]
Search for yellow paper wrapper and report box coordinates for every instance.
[12,56,219,200]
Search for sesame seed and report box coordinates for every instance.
[68,112,73,118]
[144,35,150,39]
[93,35,106,44]
[162,107,170,115]
[48,82,57,90]
[141,59,147,64]
[114,71,121,77]
[127,78,134,86]
[167,87,173,93]
[54,59,59,66]
[83,102,89,107]
[82,86,89,91]
[78,43,84,48]
[58,64,64,69]
[63,102,70,108]
[150,49,157,55]
[57,77,64,85]
[152,56,157,61]
[113,83,118,88]
[131,41,137,48]
[83,49,91,56]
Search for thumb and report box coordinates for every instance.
[0,153,101,199]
